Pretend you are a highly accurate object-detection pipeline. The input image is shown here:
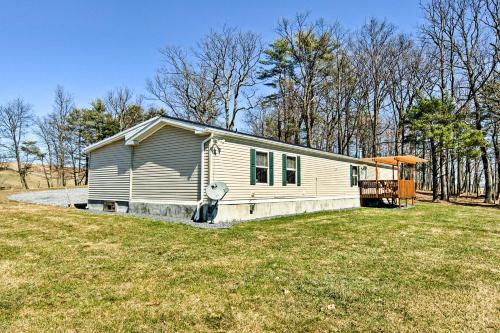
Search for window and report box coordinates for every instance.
[399,164,412,180]
[255,151,268,184]
[286,156,297,184]
[351,165,359,187]
[360,166,368,180]
[281,154,301,186]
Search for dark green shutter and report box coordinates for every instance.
[356,166,359,186]
[269,152,274,186]
[297,156,301,186]
[350,165,353,187]
[282,154,287,186]
[250,148,256,185]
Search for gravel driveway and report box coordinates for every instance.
[6,188,234,229]
[9,188,88,207]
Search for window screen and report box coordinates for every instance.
[286,156,296,184]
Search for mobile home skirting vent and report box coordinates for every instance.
[103,201,116,212]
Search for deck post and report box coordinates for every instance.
[411,164,415,205]
[397,161,401,208]
[375,161,379,199]
[392,165,395,205]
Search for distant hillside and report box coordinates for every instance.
[0,164,85,190]
[2,162,80,174]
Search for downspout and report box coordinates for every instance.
[129,146,134,209]
[194,133,213,221]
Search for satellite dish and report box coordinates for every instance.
[206,181,229,201]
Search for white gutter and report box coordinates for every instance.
[194,133,213,221]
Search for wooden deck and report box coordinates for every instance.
[359,180,416,200]
[359,155,425,207]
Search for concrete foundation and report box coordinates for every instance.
[87,197,361,224]
[214,197,360,223]
[128,201,198,222]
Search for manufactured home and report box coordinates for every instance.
[85,116,420,223]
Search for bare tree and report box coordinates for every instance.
[317,34,360,155]
[275,14,339,147]
[0,98,34,189]
[452,0,498,202]
[105,87,144,131]
[148,26,261,129]
[34,117,56,188]
[244,102,277,138]
[50,85,74,187]
[354,18,397,156]
[147,47,220,124]
[201,26,262,129]
[389,35,433,155]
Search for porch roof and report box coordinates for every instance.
[362,155,427,166]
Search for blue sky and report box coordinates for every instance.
[0,0,423,123]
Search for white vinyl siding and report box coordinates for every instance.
[88,139,131,201]
[380,167,395,179]
[203,140,210,201]
[132,125,207,202]
[209,136,368,201]
[87,123,394,205]
[367,164,395,180]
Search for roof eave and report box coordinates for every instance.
[84,116,161,153]
[124,118,208,146]
[85,115,388,167]
[209,129,379,166]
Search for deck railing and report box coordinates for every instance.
[398,180,415,199]
[359,179,415,199]
[359,180,398,199]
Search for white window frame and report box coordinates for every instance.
[360,166,368,180]
[255,150,269,185]
[286,155,297,185]
[352,165,359,186]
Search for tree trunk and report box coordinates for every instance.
[493,123,500,201]
[464,157,472,195]
[85,155,89,186]
[474,158,480,197]
[439,146,448,201]
[474,97,493,203]
[41,159,51,188]
[457,154,462,196]
[450,152,455,196]
[421,144,427,190]
[431,139,439,202]
[15,151,29,190]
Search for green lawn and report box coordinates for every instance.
[0,197,498,332]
